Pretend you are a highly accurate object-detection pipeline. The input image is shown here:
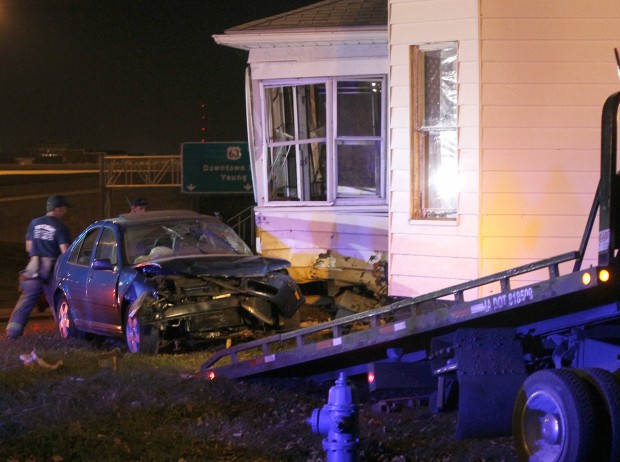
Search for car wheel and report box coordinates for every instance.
[513,368,602,462]
[56,294,79,339]
[124,313,159,354]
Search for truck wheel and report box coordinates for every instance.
[576,368,620,461]
[513,368,601,462]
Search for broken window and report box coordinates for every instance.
[412,43,458,220]
[336,80,383,198]
[263,77,386,204]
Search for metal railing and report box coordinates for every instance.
[225,206,256,252]
[103,156,181,187]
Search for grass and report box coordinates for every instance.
[0,330,325,462]
[0,327,520,462]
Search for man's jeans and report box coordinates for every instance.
[5,278,50,338]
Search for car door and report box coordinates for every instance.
[63,226,101,325]
[85,225,122,332]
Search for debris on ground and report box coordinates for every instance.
[19,350,63,370]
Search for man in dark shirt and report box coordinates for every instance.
[130,197,147,214]
[5,195,72,339]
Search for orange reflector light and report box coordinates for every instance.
[599,269,610,282]
[368,372,375,384]
[582,273,592,285]
[207,371,216,381]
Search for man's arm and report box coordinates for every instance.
[25,240,32,254]
[59,243,69,254]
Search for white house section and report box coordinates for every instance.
[215,0,620,303]
[214,1,390,296]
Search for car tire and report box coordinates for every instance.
[513,368,602,462]
[56,294,80,339]
[124,312,160,354]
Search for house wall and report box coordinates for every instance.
[479,1,620,290]
[388,0,481,297]
[246,44,391,293]
[254,206,389,291]
[388,0,620,299]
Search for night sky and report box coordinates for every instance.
[0,0,318,156]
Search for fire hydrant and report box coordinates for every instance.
[307,372,360,462]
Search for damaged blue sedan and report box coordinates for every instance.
[51,210,305,353]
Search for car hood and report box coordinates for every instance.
[134,254,292,278]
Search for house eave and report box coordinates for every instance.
[213,28,387,51]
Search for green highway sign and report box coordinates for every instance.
[181,142,253,194]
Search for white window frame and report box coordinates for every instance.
[260,76,387,207]
[411,42,458,220]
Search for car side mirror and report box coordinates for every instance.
[92,258,114,271]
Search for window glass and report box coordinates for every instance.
[413,44,458,220]
[70,228,100,265]
[266,84,327,202]
[94,227,118,265]
[337,80,382,136]
[267,84,326,141]
[336,141,381,197]
[268,144,299,200]
[423,50,457,127]
[264,77,385,204]
[336,79,383,199]
[267,142,327,201]
[425,130,458,216]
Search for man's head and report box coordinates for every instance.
[46,195,71,215]
[130,198,147,214]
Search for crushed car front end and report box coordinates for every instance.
[128,255,305,343]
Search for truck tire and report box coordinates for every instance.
[512,368,602,462]
[576,368,620,462]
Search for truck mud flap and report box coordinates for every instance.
[453,328,527,439]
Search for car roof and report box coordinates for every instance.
[110,210,225,227]
[117,209,200,221]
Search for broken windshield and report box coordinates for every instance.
[123,218,253,264]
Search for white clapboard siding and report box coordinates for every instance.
[388,0,620,299]
[478,0,620,285]
[481,192,595,216]
[389,274,479,298]
[389,0,481,296]
[255,208,389,289]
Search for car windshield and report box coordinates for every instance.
[123,218,253,264]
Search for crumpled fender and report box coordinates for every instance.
[259,272,305,317]
[128,291,149,319]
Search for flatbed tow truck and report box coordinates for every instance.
[201,92,620,461]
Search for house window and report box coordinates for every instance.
[412,43,458,219]
[264,77,386,204]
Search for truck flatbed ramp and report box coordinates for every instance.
[201,250,620,380]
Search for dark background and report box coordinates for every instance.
[0,0,318,156]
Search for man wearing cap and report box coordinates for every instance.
[130,198,147,214]
[5,195,72,339]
